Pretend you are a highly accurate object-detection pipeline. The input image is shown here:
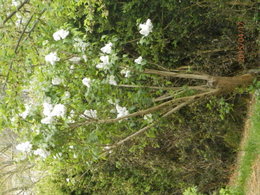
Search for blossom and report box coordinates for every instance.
[108,75,117,86]
[64,91,71,98]
[52,77,62,85]
[12,0,20,7]
[69,57,81,63]
[16,141,32,153]
[73,38,88,52]
[53,29,69,41]
[82,77,91,88]
[83,109,97,119]
[120,68,131,78]
[115,104,129,118]
[45,52,60,65]
[139,19,153,36]
[51,104,66,117]
[134,56,143,64]
[20,104,31,119]
[43,102,53,116]
[101,42,113,54]
[41,116,53,124]
[96,55,110,70]
[33,148,49,159]
[144,113,153,123]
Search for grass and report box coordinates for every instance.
[232,95,260,194]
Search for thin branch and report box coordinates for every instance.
[109,89,219,149]
[118,84,209,91]
[70,89,217,129]
[14,13,34,53]
[24,8,46,41]
[3,0,30,25]
[144,69,212,81]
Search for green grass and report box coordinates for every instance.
[232,96,260,194]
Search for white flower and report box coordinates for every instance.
[53,29,69,41]
[51,104,66,117]
[96,55,110,70]
[108,75,117,86]
[20,104,31,119]
[116,104,129,118]
[83,109,97,119]
[12,0,20,7]
[134,56,143,64]
[101,42,113,54]
[120,68,131,78]
[144,113,153,123]
[139,19,153,36]
[42,40,49,46]
[52,77,62,85]
[43,102,53,116]
[73,38,88,52]
[64,91,71,98]
[82,77,91,88]
[16,141,32,153]
[33,148,49,159]
[45,52,60,65]
[41,116,53,124]
[66,178,70,183]
[69,57,81,63]
[69,145,74,149]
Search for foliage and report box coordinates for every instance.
[0,0,258,194]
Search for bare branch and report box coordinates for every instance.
[15,14,34,53]
[144,69,212,81]
[3,0,30,25]
[109,89,219,149]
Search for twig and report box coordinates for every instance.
[109,89,219,149]
[24,8,46,41]
[14,13,34,53]
[144,68,212,81]
[3,0,30,25]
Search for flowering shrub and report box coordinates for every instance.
[0,0,258,194]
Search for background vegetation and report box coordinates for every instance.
[0,0,259,194]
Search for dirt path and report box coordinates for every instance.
[228,95,260,194]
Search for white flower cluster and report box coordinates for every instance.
[73,38,89,52]
[69,57,81,63]
[82,77,92,88]
[16,141,32,153]
[134,56,143,64]
[144,113,153,123]
[139,19,153,37]
[41,102,66,124]
[33,148,49,159]
[96,55,110,70]
[120,68,131,78]
[52,77,62,85]
[115,104,129,118]
[108,75,117,86]
[16,141,49,159]
[12,0,21,7]
[83,109,97,119]
[101,42,113,54]
[53,29,70,41]
[45,52,60,65]
[20,104,31,119]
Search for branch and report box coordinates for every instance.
[118,84,209,91]
[144,69,212,81]
[15,13,34,53]
[3,0,30,25]
[108,89,219,149]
